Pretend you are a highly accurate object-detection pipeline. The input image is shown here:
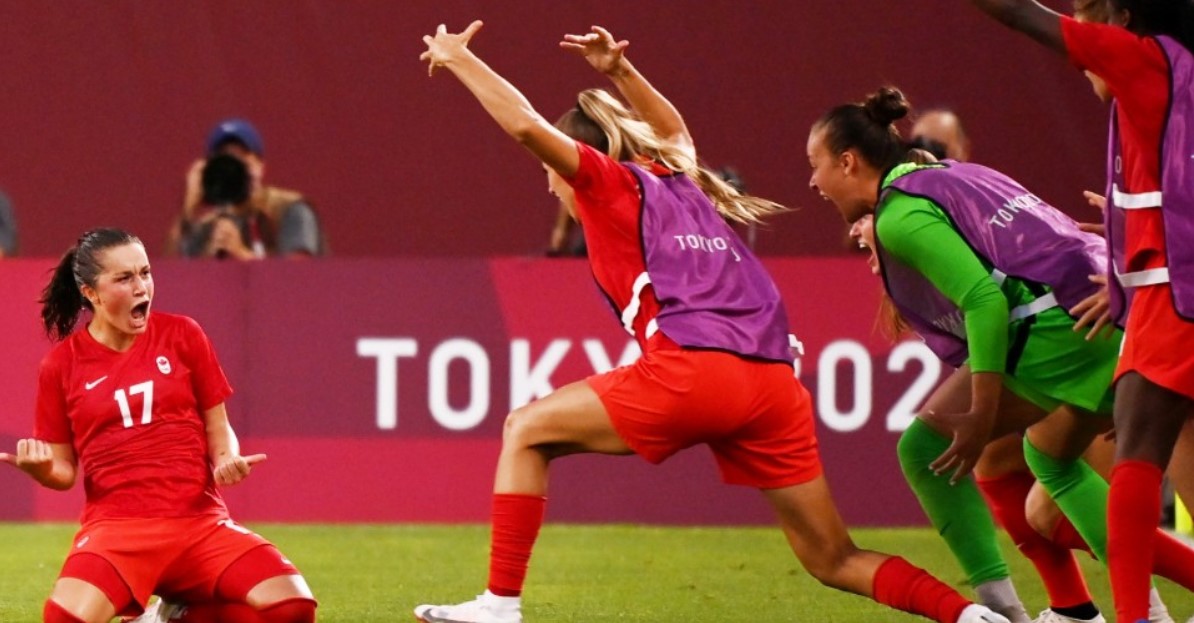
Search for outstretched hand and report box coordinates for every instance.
[420,21,484,77]
[213,453,267,486]
[0,439,55,480]
[923,410,994,485]
[560,26,629,76]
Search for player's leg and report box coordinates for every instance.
[1165,418,1194,530]
[1108,373,1194,623]
[1022,406,1111,561]
[1025,433,1110,552]
[974,437,1098,623]
[154,517,317,623]
[716,367,1004,623]
[45,553,135,623]
[417,376,629,623]
[896,367,1043,622]
[763,478,1005,623]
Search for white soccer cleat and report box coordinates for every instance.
[125,598,187,623]
[414,593,521,623]
[958,604,1013,623]
[1032,609,1107,623]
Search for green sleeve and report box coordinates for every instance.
[875,192,1009,373]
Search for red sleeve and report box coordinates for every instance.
[32,354,72,444]
[566,142,637,204]
[1061,17,1169,113]
[180,316,233,411]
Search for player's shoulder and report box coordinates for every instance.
[39,335,76,373]
[151,311,200,330]
[149,311,209,344]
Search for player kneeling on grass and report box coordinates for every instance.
[0,228,317,623]
[414,20,1010,623]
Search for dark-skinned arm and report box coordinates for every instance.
[968,0,1067,54]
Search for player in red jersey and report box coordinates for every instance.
[968,2,1194,621]
[0,228,317,623]
[414,21,1010,623]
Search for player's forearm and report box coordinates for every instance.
[446,52,578,174]
[204,405,240,465]
[449,54,550,144]
[30,460,76,490]
[206,423,239,466]
[605,60,693,154]
[967,0,1066,54]
[968,371,1003,432]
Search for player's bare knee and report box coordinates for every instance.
[502,405,547,448]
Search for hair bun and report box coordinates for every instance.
[863,86,911,127]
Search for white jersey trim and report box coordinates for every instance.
[1112,184,1162,210]
[620,272,652,336]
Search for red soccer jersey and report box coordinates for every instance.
[565,141,665,349]
[1062,16,1169,272]
[34,312,233,523]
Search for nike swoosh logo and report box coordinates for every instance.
[84,376,108,390]
[76,536,90,548]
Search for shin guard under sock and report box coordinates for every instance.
[976,471,1092,608]
[873,556,973,623]
[488,493,547,597]
[898,419,1009,586]
[1022,438,1109,562]
[1108,461,1162,623]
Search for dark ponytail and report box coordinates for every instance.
[813,86,911,172]
[39,228,143,341]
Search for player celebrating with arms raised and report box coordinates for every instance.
[415,20,1009,623]
[1,228,316,623]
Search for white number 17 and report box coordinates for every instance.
[115,381,155,428]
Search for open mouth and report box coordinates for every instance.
[131,301,150,323]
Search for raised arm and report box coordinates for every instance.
[968,0,1067,54]
[421,21,580,177]
[561,26,695,159]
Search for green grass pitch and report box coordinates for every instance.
[1,523,1191,622]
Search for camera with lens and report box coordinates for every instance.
[178,154,252,258]
[201,153,251,207]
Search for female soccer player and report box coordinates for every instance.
[415,21,1010,623]
[850,208,1116,623]
[0,228,317,623]
[809,87,1194,623]
[966,2,1194,620]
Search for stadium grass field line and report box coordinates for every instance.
[1,523,1191,622]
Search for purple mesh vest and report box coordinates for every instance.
[876,162,1105,367]
[615,164,793,363]
[1105,35,1194,322]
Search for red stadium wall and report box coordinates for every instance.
[0,259,940,526]
[0,1,1102,259]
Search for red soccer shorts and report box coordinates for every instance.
[60,513,283,615]
[587,334,822,489]
[1117,283,1194,400]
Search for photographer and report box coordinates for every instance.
[175,154,259,259]
[166,118,326,259]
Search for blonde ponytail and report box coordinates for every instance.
[572,89,787,224]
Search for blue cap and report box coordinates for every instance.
[206,118,264,156]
